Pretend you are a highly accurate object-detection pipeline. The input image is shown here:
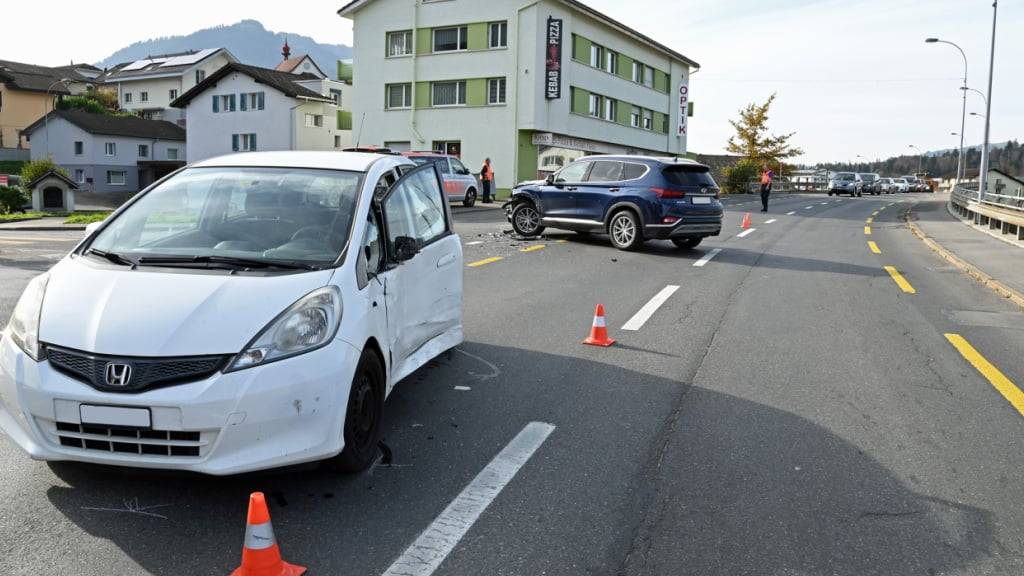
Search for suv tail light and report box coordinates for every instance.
[652,187,686,199]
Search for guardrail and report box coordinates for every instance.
[953,183,1024,213]
[950,183,1024,243]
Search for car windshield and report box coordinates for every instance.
[861,175,877,182]
[87,166,362,268]
[663,166,717,188]
[838,174,854,181]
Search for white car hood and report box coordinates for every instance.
[39,256,335,357]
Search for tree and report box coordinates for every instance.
[56,90,122,115]
[726,93,803,166]
[19,158,68,188]
[722,159,760,195]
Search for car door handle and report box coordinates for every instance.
[608,188,620,193]
[565,186,579,191]
[436,253,457,269]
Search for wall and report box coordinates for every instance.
[0,83,55,149]
[294,100,351,151]
[118,77,183,122]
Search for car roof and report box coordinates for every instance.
[577,155,705,167]
[191,151,411,171]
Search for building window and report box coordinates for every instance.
[487,78,506,105]
[232,133,257,152]
[167,148,179,160]
[387,30,413,57]
[643,65,655,88]
[642,109,653,130]
[305,114,324,128]
[630,106,641,128]
[104,142,116,156]
[169,89,178,100]
[140,91,149,102]
[488,21,508,49]
[386,83,412,109]
[330,89,342,106]
[432,81,466,107]
[74,141,83,155]
[213,94,237,113]
[589,44,604,68]
[433,26,468,52]
[124,92,132,104]
[196,69,206,84]
[605,50,618,75]
[334,135,341,149]
[138,144,149,158]
[433,140,461,156]
[74,169,85,183]
[588,94,601,117]
[603,98,617,122]
[240,92,265,111]
[632,61,643,84]
[106,171,127,185]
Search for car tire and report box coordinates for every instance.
[511,202,545,237]
[672,237,703,249]
[331,349,385,473]
[856,192,862,197]
[463,189,477,208]
[608,209,644,251]
[828,191,833,196]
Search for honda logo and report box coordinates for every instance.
[104,363,132,387]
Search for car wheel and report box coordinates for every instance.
[463,189,477,208]
[511,203,545,237]
[608,210,644,251]
[856,192,862,197]
[672,237,703,249]
[828,191,833,196]
[332,350,385,473]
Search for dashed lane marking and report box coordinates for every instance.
[820,202,828,205]
[467,256,504,268]
[946,334,1024,417]
[622,285,680,331]
[765,219,777,224]
[872,211,879,216]
[868,241,881,254]
[737,228,756,238]
[381,422,556,576]
[804,206,814,210]
[864,226,872,235]
[520,245,545,253]
[866,217,874,224]
[884,266,916,294]
[693,248,723,267]
[465,241,484,246]
[786,211,796,216]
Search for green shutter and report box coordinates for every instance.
[416,28,432,54]
[337,61,353,83]
[654,71,670,93]
[239,93,247,111]
[213,95,219,113]
[231,134,239,151]
[518,130,538,182]
[337,110,352,130]
[466,78,487,106]
[618,54,633,81]
[415,82,431,108]
[653,112,669,134]
[251,133,257,150]
[688,101,694,117]
[616,100,631,125]
[571,87,589,114]
[467,23,488,51]
[573,34,591,62]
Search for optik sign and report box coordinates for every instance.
[677,81,689,137]
[545,17,563,100]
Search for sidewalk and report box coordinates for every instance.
[909,197,1024,301]
[0,217,85,231]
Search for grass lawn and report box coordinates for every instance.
[64,212,112,224]
[0,211,46,222]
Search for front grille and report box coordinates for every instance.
[54,421,207,457]
[46,345,229,393]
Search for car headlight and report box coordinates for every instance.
[226,286,342,372]
[6,273,49,361]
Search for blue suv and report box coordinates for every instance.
[506,156,723,250]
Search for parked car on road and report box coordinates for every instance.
[0,151,464,475]
[859,173,882,196]
[878,177,896,194]
[506,156,723,251]
[403,151,479,207]
[829,172,862,197]
[893,178,910,193]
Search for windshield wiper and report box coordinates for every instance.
[86,248,138,268]
[135,255,319,271]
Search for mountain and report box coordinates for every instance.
[96,20,351,74]
[817,140,1022,179]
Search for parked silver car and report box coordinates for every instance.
[403,152,480,207]
[829,172,862,197]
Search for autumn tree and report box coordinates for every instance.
[726,93,803,166]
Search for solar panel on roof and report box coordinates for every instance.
[159,48,217,68]
[121,59,154,71]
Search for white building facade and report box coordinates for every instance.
[171,64,352,163]
[339,0,698,192]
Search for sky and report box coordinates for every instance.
[1,0,1020,164]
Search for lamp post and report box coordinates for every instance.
[925,38,967,186]
[44,78,72,157]
[978,0,998,203]
[909,145,923,175]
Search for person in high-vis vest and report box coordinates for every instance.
[759,164,774,212]
[480,158,494,204]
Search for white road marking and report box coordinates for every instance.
[804,206,814,210]
[693,248,723,267]
[737,228,756,238]
[820,202,828,205]
[465,241,484,246]
[454,386,472,391]
[786,211,796,216]
[765,219,777,224]
[382,422,556,576]
[622,285,680,331]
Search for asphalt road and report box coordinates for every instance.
[2,193,1023,575]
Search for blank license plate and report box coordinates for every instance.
[692,197,712,204]
[80,405,151,428]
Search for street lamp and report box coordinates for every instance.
[925,37,967,186]
[961,86,988,106]
[44,78,72,157]
[970,112,986,119]
[909,145,923,174]
[978,0,998,202]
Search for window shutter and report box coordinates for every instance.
[258,92,265,110]
[240,94,247,111]
[250,133,257,150]
[232,134,239,151]
[213,95,219,113]
[230,95,237,111]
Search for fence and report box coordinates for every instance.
[950,182,1024,243]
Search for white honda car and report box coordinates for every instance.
[0,151,463,475]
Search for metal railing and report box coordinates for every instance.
[953,182,1024,213]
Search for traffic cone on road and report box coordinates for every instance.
[230,492,307,576]
[741,212,752,229]
[583,304,616,347]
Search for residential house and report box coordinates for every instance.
[0,60,96,150]
[275,39,328,79]
[24,110,186,205]
[171,62,352,163]
[101,48,237,125]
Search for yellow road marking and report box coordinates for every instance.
[945,333,1024,417]
[884,266,916,294]
[864,226,872,235]
[467,256,504,268]
[879,206,887,211]
[520,245,545,253]
[868,241,881,254]
[872,211,879,216]
[866,217,874,224]
[556,239,569,244]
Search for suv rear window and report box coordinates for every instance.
[663,166,716,188]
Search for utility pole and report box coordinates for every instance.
[978,0,997,202]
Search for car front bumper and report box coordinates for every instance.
[0,332,360,475]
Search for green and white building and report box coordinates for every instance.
[337,0,698,193]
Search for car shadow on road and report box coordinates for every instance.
[39,343,995,575]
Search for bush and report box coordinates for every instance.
[0,185,29,214]
[722,160,760,194]
[19,158,68,188]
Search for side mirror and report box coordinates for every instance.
[394,236,419,263]
[84,221,104,237]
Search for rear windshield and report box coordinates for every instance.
[409,156,443,166]
[663,166,717,188]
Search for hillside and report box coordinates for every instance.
[819,141,1023,179]
[96,20,351,73]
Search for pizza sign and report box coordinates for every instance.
[545,18,563,100]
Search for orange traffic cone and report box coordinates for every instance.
[583,304,616,347]
[741,213,752,229]
[230,492,307,576]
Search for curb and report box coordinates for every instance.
[904,207,1024,311]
